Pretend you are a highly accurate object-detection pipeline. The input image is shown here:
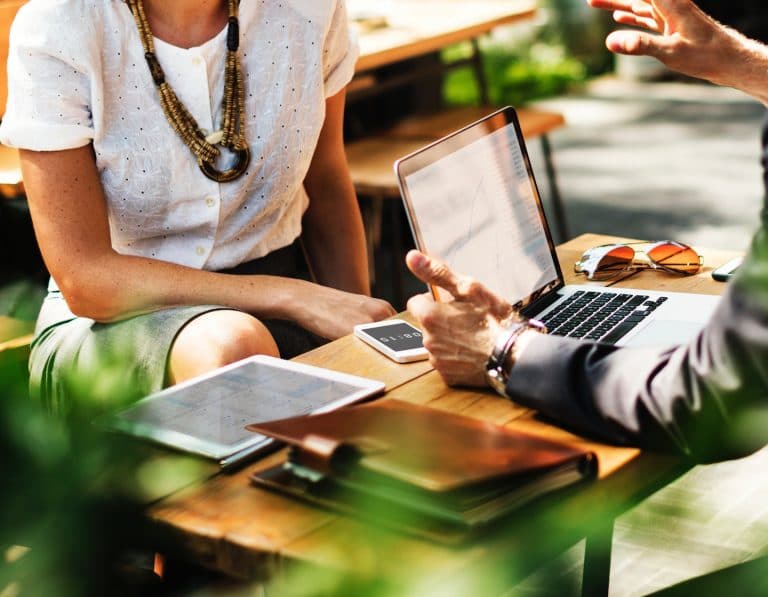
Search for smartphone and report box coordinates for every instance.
[711,256,743,282]
[353,319,429,363]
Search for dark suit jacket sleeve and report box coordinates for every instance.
[505,225,768,463]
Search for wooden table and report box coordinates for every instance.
[352,0,538,74]
[147,234,740,594]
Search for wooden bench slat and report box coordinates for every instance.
[385,105,565,140]
[345,137,431,196]
[346,106,566,197]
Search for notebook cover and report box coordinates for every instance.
[246,399,595,494]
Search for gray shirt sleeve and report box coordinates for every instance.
[505,226,768,463]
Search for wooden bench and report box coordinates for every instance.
[385,104,565,141]
[0,0,26,199]
[0,142,22,197]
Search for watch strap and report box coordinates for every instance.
[485,318,546,396]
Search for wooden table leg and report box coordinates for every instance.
[470,37,491,106]
[387,197,406,309]
[582,520,614,597]
[360,194,384,291]
[541,134,569,242]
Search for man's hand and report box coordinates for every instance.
[587,0,742,87]
[405,250,515,387]
[406,250,515,319]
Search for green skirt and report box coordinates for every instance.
[30,243,326,415]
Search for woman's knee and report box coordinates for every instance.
[168,310,279,384]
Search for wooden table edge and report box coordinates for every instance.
[354,6,537,73]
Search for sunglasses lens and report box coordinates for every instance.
[580,245,635,280]
[646,242,701,274]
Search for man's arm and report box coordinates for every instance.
[407,233,768,463]
[508,226,768,462]
[588,0,768,105]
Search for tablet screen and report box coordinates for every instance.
[105,356,385,462]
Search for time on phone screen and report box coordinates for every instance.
[361,323,424,352]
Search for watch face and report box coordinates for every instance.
[485,368,507,396]
[359,323,424,352]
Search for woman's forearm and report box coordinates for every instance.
[21,114,392,337]
[301,176,370,296]
[49,243,394,340]
[59,251,314,323]
[301,89,370,296]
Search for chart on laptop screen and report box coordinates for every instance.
[403,122,557,304]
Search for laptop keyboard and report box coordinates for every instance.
[538,291,669,345]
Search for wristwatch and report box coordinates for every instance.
[485,318,547,396]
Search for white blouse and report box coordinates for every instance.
[0,0,358,271]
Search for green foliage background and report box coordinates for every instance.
[443,0,613,106]
[0,332,209,596]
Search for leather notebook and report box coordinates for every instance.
[247,399,597,542]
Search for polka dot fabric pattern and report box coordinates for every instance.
[0,0,358,271]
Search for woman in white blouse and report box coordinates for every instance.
[0,0,395,411]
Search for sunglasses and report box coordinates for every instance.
[574,241,703,281]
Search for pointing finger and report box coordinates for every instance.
[406,250,464,297]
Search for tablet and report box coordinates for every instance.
[102,355,385,467]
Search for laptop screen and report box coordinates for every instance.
[396,107,563,309]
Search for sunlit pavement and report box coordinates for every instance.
[531,76,765,251]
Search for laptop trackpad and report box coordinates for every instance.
[621,320,702,349]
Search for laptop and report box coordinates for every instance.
[394,106,720,348]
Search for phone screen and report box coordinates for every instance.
[358,322,424,352]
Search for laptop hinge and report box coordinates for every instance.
[520,289,561,319]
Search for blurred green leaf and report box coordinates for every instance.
[442,0,611,107]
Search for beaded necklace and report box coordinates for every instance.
[125,0,250,183]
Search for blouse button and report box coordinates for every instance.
[192,56,203,67]
[205,196,216,208]
[196,246,206,256]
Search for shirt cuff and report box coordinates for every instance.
[324,31,360,98]
[504,332,578,406]
[0,122,93,151]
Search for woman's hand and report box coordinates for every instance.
[293,283,396,340]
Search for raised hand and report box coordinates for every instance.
[587,0,743,86]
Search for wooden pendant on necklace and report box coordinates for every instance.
[199,145,251,183]
[127,0,250,183]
